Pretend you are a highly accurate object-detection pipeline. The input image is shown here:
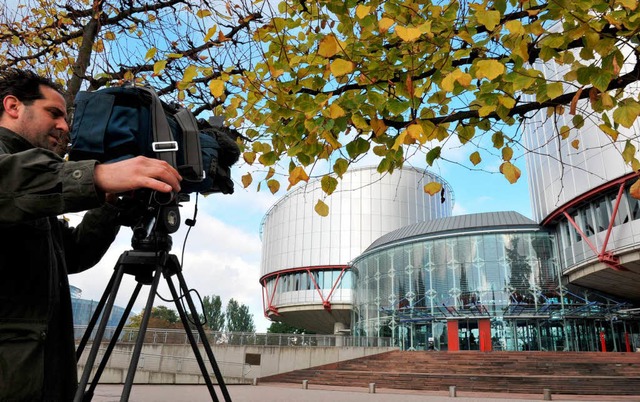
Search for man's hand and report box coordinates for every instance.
[94,156,182,194]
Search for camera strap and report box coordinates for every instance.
[139,86,178,168]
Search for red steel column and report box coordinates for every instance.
[478,319,492,352]
[447,320,459,352]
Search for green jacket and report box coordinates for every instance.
[0,127,120,401]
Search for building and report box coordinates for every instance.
[71,285,131,339]
[258,51,640,352]
[259,166,454,334]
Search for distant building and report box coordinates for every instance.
[71,285,131,339]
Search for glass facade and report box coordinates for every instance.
[352,229,639,351]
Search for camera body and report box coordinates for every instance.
[68,85,240,196]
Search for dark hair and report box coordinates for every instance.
[0,68,65,115]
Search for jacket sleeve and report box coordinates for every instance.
[0,147,103,222]
[60,204,122,274]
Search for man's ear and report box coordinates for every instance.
[1,95,22,119]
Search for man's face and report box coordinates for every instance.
[15,85,69,154]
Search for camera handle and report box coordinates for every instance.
[73,244,231,402]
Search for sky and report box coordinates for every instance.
[0,0,533,333]
[68,138,532,334]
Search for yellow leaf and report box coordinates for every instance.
[478,105,496,117]
[505,20,525,35]
[423,181,443,195]
[571,140,580,150]
[616,0,637,10]
[145,47,157,61]
[321,132,342,149]
[470,151,481,166]
[475,60,505,80]
[441,69,472,92]
[315,199,329,217]
[204,26,217,42]
[329,103,346,118]
[267,179,280,194]
[475,9,501,31]
[93,39,104,53]
[499,162,521,184]
[262,168,275,181]
[599,124,619,141]
[406,124,424,142]
[269,65,284,78]
[167,53,183,59]
[196,9,212,18]
[241,173,252,188]
[356,5,371,19]
[330,59,355,77]
[630,178,640,199]
[379,17,394,33]
[396,26,422,42]
[124,71,134,81]
[153,60,167,75]
[502,146,513,161]
[288,166,310,190]
[392,131,407,150]
[560,125,571,139]
[371,117,387,137]
[318,35,340,58]
[243,151,256,164]
[209,79,225,97]
[104,31,116,41]
[182,65,197,83]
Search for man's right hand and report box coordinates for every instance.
[94,156,182,194]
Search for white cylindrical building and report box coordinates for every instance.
[259,166,454,333]
[523,44,640,302]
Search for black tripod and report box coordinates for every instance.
[74,201,231,402]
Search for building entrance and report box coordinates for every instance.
[447,318,492,351]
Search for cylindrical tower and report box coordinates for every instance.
[259,166,454,333]
[523,44,640,302]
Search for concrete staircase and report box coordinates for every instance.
[259,350,640,395]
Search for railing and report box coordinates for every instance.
[74,326,392,347]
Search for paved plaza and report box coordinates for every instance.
[90,383,640,402]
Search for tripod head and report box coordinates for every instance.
[115,190,189,284]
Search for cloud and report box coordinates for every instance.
[68,196,272,332]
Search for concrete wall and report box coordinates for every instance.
[77,344,397,384]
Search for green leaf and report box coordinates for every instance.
[426,146,441,166]
[333,158,349,178]
[321,175,339,195]
[492,132,504,149]
[346,137,370,159]
[622,141,636,164]
[591,71,613,93]
[613,100,640,128]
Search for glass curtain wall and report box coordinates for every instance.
[351,230,638,351]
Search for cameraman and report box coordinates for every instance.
[0,69,182,401]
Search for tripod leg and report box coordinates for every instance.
[165,274,221,402]
[121,264,163,402]
[74,264,127,402]
[171,271,232,402]
[84,282,144,401]
[76,270,117,360]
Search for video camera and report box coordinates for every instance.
[68,84,241,240]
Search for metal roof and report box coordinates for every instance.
[364,211,540,253]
